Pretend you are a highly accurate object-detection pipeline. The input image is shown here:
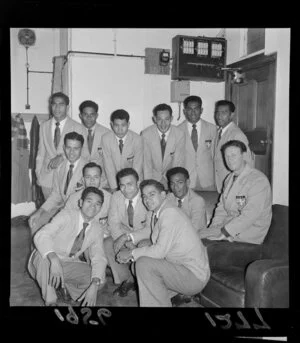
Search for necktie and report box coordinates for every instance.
[69,222,89,257]
[217,128,223,145]
[54,122,61,149]
[87,129,93,154]
[191,124,198,151]
[127,200,134,228]
[178,199,182,208]
[153,214,158,227]
[161,133,166,160]
[119,139,124,154]
[64,163,74,195]
[227,174,238,194]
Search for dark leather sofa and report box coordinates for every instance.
[198,204,289,308]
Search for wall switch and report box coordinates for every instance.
[170,80,190,102]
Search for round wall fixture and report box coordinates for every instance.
[18,28,36,48]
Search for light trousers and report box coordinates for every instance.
[135,256,207,307]
[103,236,132,284]
[28,250,92,304]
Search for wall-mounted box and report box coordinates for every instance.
[171,35,226,82]
[170,80,190,102]
[145,48,170,75]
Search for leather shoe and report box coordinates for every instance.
[113,281,136,297]
[56,286,73,303]
[171,294,192,307]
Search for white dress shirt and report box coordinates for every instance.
[51,116,68,142]
[187,120,202,143]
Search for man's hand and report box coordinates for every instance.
[77,283,98,307]
[124,241,136,249]
[137,239,151,248]
[48,252,64,289]
[116,249,133,264]
[29,208,45,232]
[113,234,129,253]
[48,154,64,170]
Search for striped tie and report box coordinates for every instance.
[54,122,61,149]
[69,222,89,257]
[64,164,74,195]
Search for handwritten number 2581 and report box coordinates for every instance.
[54,306,112,325]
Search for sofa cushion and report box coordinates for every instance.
[201,267,245,307]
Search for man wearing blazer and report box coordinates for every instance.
[29,132,88,235]
[141,103,185,189]
[78,100,110,189]
[104,168,150,297]
[28,187,107,306]
[166,167,207,234]
[101,109,143,191]
[36,92,85,199]
[200,140,272,245]
[116,179,210,307]
[213,100,253,193]
[178,95,217,191]
[64,162,112,238]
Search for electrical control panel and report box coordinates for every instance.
[171,35,226,82]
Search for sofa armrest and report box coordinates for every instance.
[203,239,261,269]
[245,259,289,308]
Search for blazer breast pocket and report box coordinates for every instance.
[126,155,134,166]
[169,151,175,158]
[204,139,212,149]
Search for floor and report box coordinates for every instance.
[10,191,219,307]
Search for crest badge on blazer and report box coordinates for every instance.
[205,139,212,148]
[236,195,246,213]
[97,147,103,156]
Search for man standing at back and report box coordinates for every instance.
[178,95,217,191]
[141,103,185,190]
[213,100,253,193]
[79,100,110,189]
[101,109,143,192]
[36,92,85,199]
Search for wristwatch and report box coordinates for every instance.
[91,279,101,286]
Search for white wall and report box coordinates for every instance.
[68,28,225,131]
[225,28,290,206]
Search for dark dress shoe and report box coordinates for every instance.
[56,286,73,303]
[171,294,192,307]
[113,281,136,297]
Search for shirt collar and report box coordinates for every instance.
[115,133,127,144]
[156,127,171,140]
[219,121,233,136]
[78,212,91,234]
[52,116,68,127]
[187,119,201,133]
[124,191,140,208]
[67,157,80,170]
[86,124,96,134]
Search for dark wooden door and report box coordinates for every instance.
[225,53,276,183]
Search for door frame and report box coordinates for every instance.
[224,52,277,185]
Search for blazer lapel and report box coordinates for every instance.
[45,119,57,153]
[183,121,195,153]
[163,127,175,169]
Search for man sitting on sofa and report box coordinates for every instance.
[200,140,272,244]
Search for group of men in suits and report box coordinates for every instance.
[27,91,272,307]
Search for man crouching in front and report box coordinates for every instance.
[28,187,107,306]
[116,179,210,307]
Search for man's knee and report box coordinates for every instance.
[135,256,153,276]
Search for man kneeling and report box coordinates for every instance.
[116,179,210,307]
[27,187,107,306]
